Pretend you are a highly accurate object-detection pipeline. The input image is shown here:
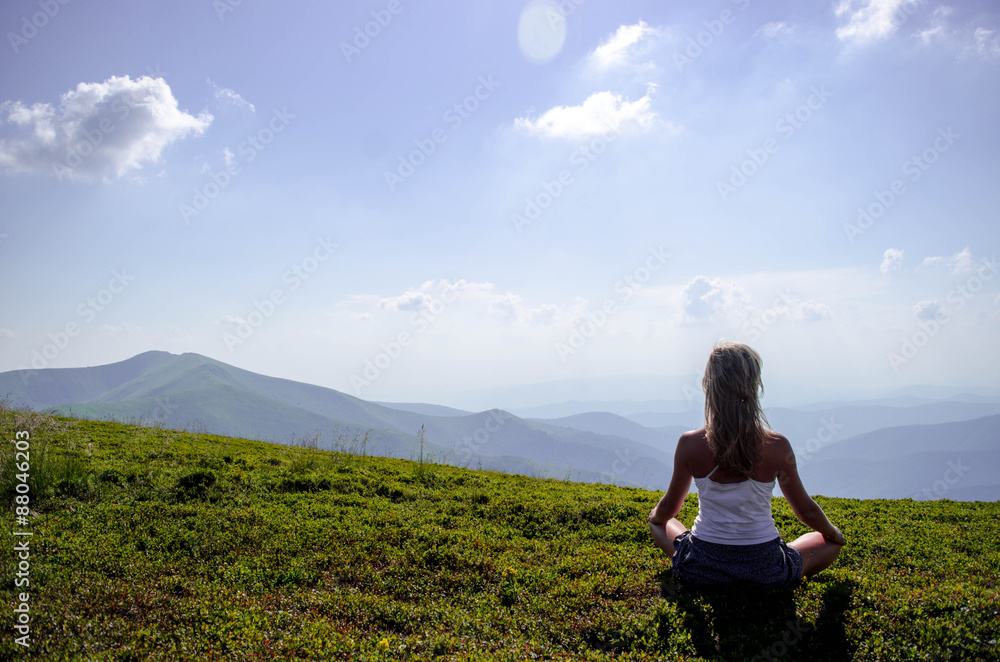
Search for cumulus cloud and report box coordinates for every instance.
[0,75,212,182]
[488,292,557,325]
[756,298,834,323]
[880,248,904,274]
[922,246,973,274]
[588,21,656,70]
[682,276,750,322]
[835,0,911,43]
[514,87,661,140]
[379,279,494,313]
[914,299,942,320]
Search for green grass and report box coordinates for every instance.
[1,406,998,661]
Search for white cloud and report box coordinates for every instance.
[588,21,656,70]
[755,22,793,39]
[964,27,1000,59]
[914,299,942,320]
[0,75,212,182]
[834,0,911,43]
[880,247,904,274]
[514,87,660,140]
[0,327,15,339]
[912,6,951,45]
[922,246,972,274]
[488,293,522,324]
[488,293,558,325]
[682,276,750,322]
[748,293,835,324]
[774,299,835,322]
[379,279,494,313]
[351,312,375,322]
[211,82,255,112]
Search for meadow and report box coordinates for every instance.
[1,404,997,661]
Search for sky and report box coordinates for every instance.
[1,0,998,408]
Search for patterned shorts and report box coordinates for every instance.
[671,531,803,590]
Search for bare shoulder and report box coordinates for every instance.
[677,427,707,449]
[762,431,794,466]
[674,427,707,466]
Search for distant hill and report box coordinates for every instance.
[626,402,1000,449]
[3,351,998,500]
[529,412,689,450]
[376,402,472,417]
[796,415,1000,500]
[512,399,700,420]
[0,351,672,489]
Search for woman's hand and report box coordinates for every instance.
[823,527,847,546]
[647,507,665,526]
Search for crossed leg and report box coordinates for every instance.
[788,532,843,577]
[648,518,689,556]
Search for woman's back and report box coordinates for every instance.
[684,428,781,544]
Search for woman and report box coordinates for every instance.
[647,342,845,589]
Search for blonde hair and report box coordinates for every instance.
[702,341,770,477]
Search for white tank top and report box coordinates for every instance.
[690,465,780,545]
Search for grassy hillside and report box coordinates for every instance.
[1,407,998,661]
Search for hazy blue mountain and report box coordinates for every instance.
[512,399,700,420]
[626,402,1000,450]
[5,351,997,499]
[796,415,1000,500]
[625,411,706,429]
[528,412,689,450]
[441,375,704,413]
[376,402,472,417]
[3,352,671,490]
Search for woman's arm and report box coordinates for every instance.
[647,433,695,524]
[773,434,846,545]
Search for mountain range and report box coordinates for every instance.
[1,350,997,500]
